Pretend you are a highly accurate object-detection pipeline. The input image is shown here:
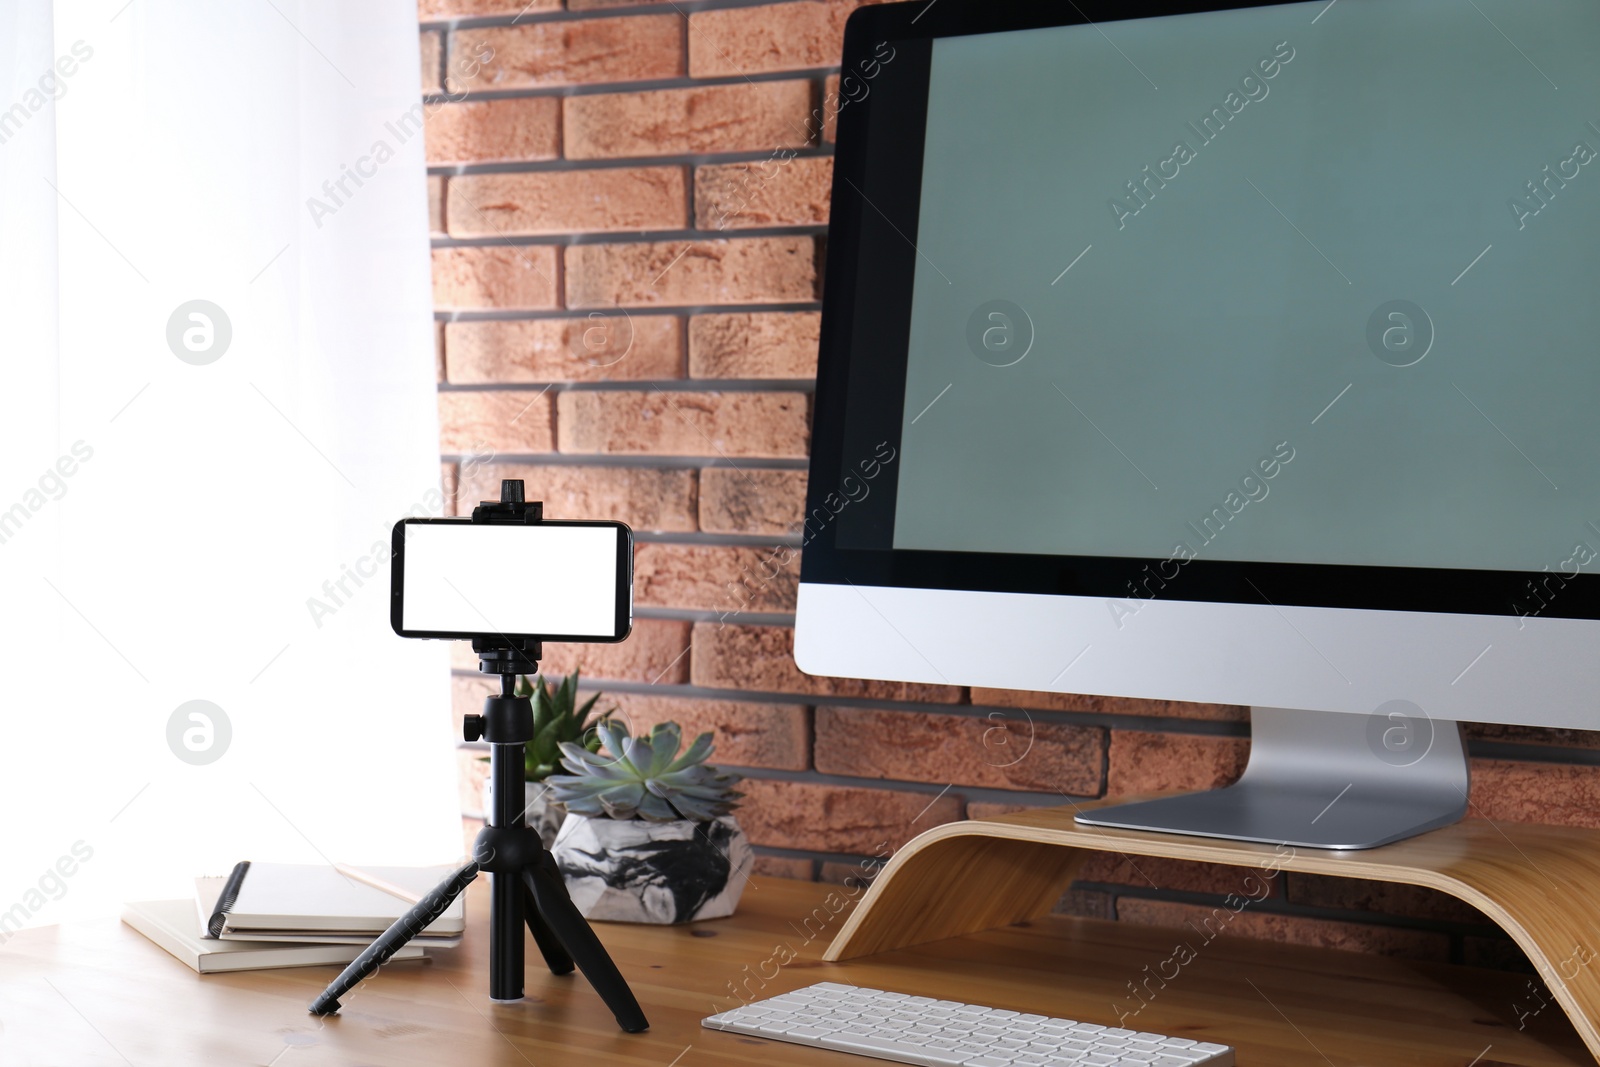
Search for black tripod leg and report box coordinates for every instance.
[489,867,525,1001]
[523,882,575,975]
[522,859,649,1032]
[309,861,478,1015]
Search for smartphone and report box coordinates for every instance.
[391,518,633,642]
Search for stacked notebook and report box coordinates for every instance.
[123,861,467,973]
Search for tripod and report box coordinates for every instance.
[309,485,648,1031]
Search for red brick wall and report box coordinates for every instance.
[421,0,1598,974]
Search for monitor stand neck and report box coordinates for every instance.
[1075,706,1469,850]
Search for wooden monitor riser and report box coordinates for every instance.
[824,798,1600,1062]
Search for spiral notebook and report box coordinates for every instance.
[195,861,466,946]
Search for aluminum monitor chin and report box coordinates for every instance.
[794,0,1600,848]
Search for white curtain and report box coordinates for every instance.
[0,0,459,928]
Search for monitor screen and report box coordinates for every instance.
[799,0,1600,731]
[888,0,1600,575]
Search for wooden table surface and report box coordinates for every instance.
[0,875,1587,1066]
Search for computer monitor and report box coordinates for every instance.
[794,0,1600,849]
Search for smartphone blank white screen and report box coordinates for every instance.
[401,523,624,638]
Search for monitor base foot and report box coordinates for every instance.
[1076,705,1469,850]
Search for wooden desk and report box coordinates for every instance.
[0,875,1587,1066]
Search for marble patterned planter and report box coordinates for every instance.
[551,813,753,924]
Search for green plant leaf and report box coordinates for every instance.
[514,670,628,782]
[549,715,741,822]
[667,731,715,773]
[642,723,680,777]
[621,734,656,779]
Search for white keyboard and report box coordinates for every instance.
[702,982,1234,1067]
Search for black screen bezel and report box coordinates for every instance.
[391,518,634,642]
[801,0,1600,622]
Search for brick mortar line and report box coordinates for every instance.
[635,607,795,626]
[1465,739,1600,766]
[552,229,569,320]
[680,56,699,273]
[632,530,803,547]
[677,4,692,126]
[432,226,827,248]
[450,675,1600,761]
[439,451,809,468]
[548,353,561,449]
[677,683,1252,738]
[433,25,449,94]
[438,380,817,393]
[449,673,1260,737]
[429,144,835,177]
[423,66,841,102]
[728,765,1090,803]
[420,0,803,33]
[435,302,820,321]
[453,741,1104,807]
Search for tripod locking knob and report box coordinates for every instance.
[463,714,485,742]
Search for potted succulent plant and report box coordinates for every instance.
[547,721,752,924]
[481,670,615,849]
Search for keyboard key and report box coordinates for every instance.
[820,1032,970,1065]
[754,1020,796,1036]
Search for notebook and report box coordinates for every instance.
[196,862,466,945]
[122,898,426,974]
